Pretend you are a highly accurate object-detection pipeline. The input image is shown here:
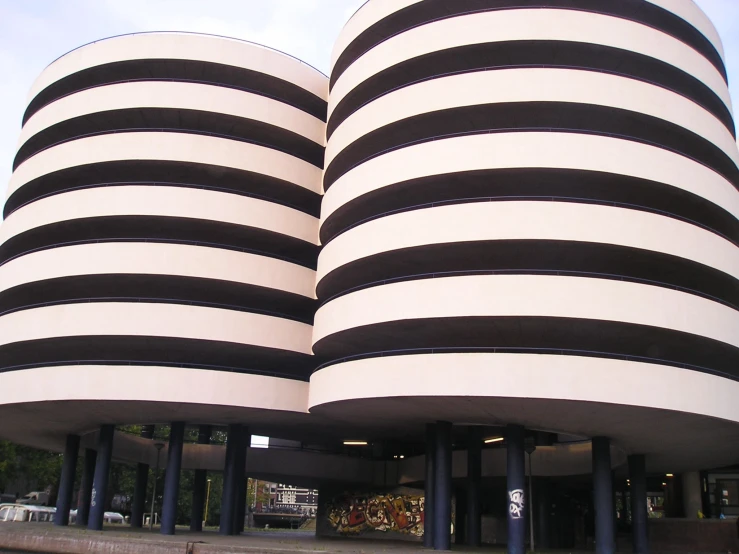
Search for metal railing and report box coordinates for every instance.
[0,359,309,380]
[25,76,327,125]
[318,267,739,312]
[7,180,316,218]
[313,346,736,382]
[337,3,727,89]
[0,296,313,325]
[325,193,737,247]
[15,124,322,171]
[45,31,327,76]
[329,61,732,139]
[0,237,316,270]
[326,124,735,192]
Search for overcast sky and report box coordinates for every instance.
[0,0,737,200]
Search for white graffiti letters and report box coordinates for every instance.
[91,488,97,507]
[508,489,525,519]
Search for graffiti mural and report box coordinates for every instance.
[326,491,425,537]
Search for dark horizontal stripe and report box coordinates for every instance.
[323,101,739,190]
[327,41,735,140]
[0,216,318,269]
[320,170,739,247]
[0,274,316,324]
[316,240,739,310]
[0,335,316,381]
[14,108,324,170]
[313,346,734,382]
[4,160,321,219]
[311,315,739,380]
[24,59,327,124]
[331,0,727,89]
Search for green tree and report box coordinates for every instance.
[0,441,63,501]
[247,478,271,509]
[0,441,19,493]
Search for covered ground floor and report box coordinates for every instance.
[37,422,739,554]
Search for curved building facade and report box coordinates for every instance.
[1,1,739,550]
[0,32,329,440]
[312,0,739,464]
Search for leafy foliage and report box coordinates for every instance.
[0,440,63,500]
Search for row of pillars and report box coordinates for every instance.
[54,423,252,535]
[423,423,650,554]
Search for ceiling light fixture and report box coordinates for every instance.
[343,441,368,446]
[485,437,504,444]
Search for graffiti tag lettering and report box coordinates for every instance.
[509,489,525,519]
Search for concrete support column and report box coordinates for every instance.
[506,424,526,554]
[220,424,240,536]
[191,425,212,531]
[161,422,185,535]
[54,434,80,526]
[131,424,155,528]
[76,449,96,527]
[629,454,648,554]
[130,463,150,528]
[434,421,453,551]
[682,471,702,520]
[88,424,115,531]
[424,423,436,548]
[467,426,482,547]
[593,437,616,554]
[234,427,250,534]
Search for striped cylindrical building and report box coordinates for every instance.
[0,32,327,436]
[311,0,739,468]
[1,0,739,547]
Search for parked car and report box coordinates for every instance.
[0,503,55,522]
[69,509,124,524]
[16,491,50,506]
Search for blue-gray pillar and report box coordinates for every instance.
[236,427,250,534]
[161,422,185,535]
[424,423,436,548]
[506,424,526,554]
[467,426,482,546]
[220,424,240,535]
[76,448,96,527]
[54,434,80,526]
[434,421,452,551]
[629,454,649,554]
[191,425,211,532]
[593,437,616,554]
[88,424,115,531]
[131,424,155,528]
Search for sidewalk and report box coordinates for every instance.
[0,524,727,554]
[0,525,446,554]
